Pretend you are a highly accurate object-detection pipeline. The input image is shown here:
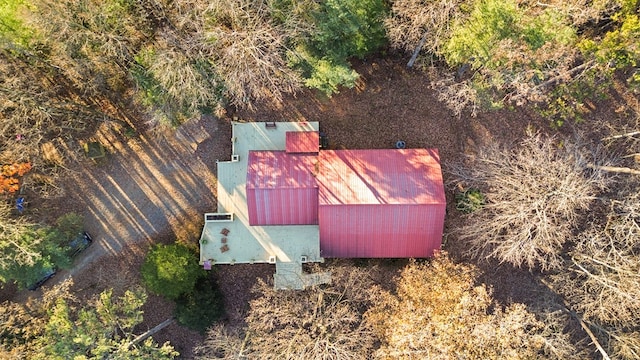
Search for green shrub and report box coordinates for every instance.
[309,0,387,61]
[131,48,164,107]
[445,0,520,67]
[521,10,574,50]
[455,188,485,213]
[175,277,224,333]
[590,13,640,68]
[438,0,581,115]
[0,0,36,49]
[444,0,575,69]
[300,55,359,96]
[141,243,205,300]
[55,212,84,241]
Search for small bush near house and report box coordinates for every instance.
[175,277,224,333]
[455,187,485,213]
[141,243,205,300]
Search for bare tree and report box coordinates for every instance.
[607,330,640,360]
[429,71,479,117]
[566,195,640,326]
[384,0,466,65]
[247,264,376,359]
[547,180,640,359]
[196,263,378,359]
[194,325,247,359]
[195,0,304,109]
[367,254,581,359]
[31,0,153,96]
[448,133,610,270]
[140,37,224,125]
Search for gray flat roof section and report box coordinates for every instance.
[200,121,328,289]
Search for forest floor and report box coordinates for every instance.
[4,56,635,358]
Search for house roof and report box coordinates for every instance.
[319,203,445,258]
[247,151,318,189]
[317,149,446,258]
[286,131,319,154]
[246,151,319,226]
[317,149,445,206]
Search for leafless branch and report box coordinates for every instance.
[448,133,611,270]
[197,263,378,359]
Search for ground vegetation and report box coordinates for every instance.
[367,254,580,359]
[195,264,377,359]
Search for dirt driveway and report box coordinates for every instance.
[58,115,230,279]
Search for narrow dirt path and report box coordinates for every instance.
[1,114,233,355]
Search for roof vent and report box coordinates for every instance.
[268,255,277,264]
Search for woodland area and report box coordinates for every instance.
[1,0,640,359]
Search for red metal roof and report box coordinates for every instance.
[244,148,445,255]
[286,131,319,154]
[247,151,318,189]
[317,149,445,258]
[317,149,446,205]
[319,204,445,258]
[248,188,319,225]
[246,151,319,225]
